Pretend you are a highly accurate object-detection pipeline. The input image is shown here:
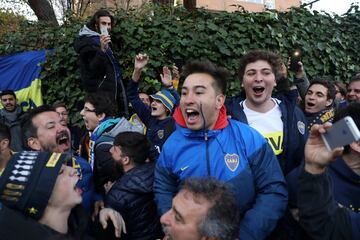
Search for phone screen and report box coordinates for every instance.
[100,25,109,36]
[289,50,302,72]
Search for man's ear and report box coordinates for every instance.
[97,113,106,122]
[27,137,41,151]
[326,98,334,107]
[0,139,10,151]
[215,94,225,110]
[122,156,130,166]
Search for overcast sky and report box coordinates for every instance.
[303,0,359,15]
[1,0,359,21]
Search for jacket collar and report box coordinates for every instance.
[173,105,228,130]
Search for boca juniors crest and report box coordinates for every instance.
[224,153,240,172]
[157,130,164,139]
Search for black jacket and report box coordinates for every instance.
[0,106,24,151]
[0,204,92,240]
[104,163,162,240]
[298,169,359,240]
[73,34,128,116]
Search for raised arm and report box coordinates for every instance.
[293,62,310,100]
[127,54,153,126]
[132,53,149,82]
[297,123,356,240]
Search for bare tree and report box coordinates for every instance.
[27,0,59,25]
[183,0,196,10]
[114,0,133,11]
[70,0,93,17]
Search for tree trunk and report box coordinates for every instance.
[183,0,196,10]
[27,0,59,26]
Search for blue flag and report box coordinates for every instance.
[0,50,46,111]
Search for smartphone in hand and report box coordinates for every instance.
[321,116,360,150]
[173,56,184,72]
[289,49,302,72]
[100,25,109,36]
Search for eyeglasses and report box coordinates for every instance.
[82,107,96,113]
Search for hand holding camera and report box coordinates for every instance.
[288,49,302,73]
[100,25,111,52]
[305,117,360,174]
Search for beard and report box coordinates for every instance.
[162,225,173,240]
[115,161,124,173]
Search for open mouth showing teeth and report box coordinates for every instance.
[307,102,315,107]
[186,109,199,119]
[57,133,69,145]
[253,87,265,94]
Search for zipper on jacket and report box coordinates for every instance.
[105,49,129,116]
[205,131,210,176]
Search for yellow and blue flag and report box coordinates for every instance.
[0,50,46,111]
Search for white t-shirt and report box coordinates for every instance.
[242,98,284,155]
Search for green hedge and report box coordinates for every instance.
[0,4,359,123]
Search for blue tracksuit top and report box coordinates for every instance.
[226,90,308,175]
[154,108,288,240]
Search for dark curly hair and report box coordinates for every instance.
[238,49,283,84]
[83,91,116,117]
[86,9,115,32]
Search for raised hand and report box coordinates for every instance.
[100,35,111,52]
[91,200,104,221]
[99,208,127,238]
[172,64,180,80]
[134,53,149,70]
[160,66,173,87]
[132,53,149,82]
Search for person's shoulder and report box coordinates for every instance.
[129,162,155,177]
[113,165,154,192]
[227,119,268,144]
[0,205,60,239]
[159,126,187,153]
[228,118,260,134]
[73,35,98,52]
[225,95,244,111]
[164,124,183,139]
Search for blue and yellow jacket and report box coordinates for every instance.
[226,91,308,175]
[127,80,179,160]
[154,106,288,240]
